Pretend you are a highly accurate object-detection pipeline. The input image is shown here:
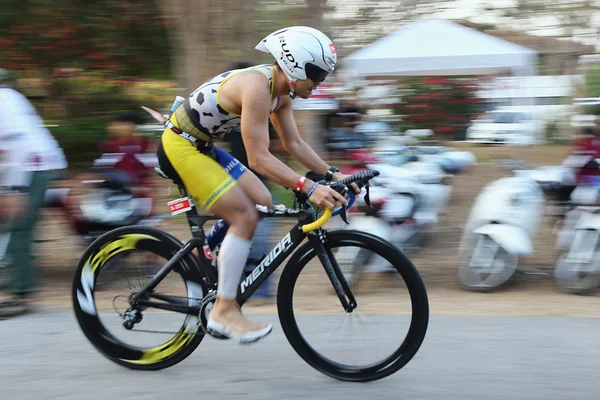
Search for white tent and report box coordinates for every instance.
[343,19,538,78]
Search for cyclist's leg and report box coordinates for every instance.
[236,171,272,207]
[213,147,275,301]
[204,148,272,250]
[160,130,271,341]
[213,146,272,207]
[206,188,273,340]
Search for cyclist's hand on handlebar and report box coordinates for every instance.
[332,172,361,194]
[309,184,347,210]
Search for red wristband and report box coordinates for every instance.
[296,176,307,192]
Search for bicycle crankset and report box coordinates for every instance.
[199,290,229,340]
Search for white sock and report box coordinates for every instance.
[217,233,252,299]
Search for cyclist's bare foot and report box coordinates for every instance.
[208,297,272,344]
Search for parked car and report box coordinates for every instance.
[465,110,545,146]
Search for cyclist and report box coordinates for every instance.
[157,26,358,344]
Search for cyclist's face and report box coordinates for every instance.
[295,79,319,99]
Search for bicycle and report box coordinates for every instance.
[72,168,429,382]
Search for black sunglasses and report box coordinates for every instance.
[305,63,329,84]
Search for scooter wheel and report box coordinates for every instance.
[458,239,518,292]
[554,254,600,295]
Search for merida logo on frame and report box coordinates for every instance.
[240,232,293,293]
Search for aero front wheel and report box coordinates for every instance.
[72,226,208,370]
[277,230,429,382]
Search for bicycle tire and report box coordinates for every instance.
[277,230,429,382]
[72,225,209,370]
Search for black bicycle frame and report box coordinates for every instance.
[131,203,356,314]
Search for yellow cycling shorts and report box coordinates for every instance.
[160,128,238,210]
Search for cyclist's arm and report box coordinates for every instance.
[270,96,332,176]
[240,77,316,193]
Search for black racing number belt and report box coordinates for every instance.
[165,119,213,152]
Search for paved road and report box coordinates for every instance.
[0,311,598,400]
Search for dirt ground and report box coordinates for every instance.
[32,143,600,317]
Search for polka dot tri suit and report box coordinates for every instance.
[157,64,280,210]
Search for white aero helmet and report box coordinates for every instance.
[256,26,337,97]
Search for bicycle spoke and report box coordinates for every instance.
[353,312,376,341]
[92,248,190,346]
[348,314,369,365]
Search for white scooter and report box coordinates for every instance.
[457,161,571,291]
[346,159,453,250]
[554,183,600,293]
[336,160,453,286]
[371,135,478,175]
[333,182,420,286]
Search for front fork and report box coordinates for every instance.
[307,229,357,312]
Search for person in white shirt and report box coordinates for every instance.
[0,69,67,316]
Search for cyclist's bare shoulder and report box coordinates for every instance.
[219,70,271,116]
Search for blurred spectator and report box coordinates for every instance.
[325,99,364,131]
[101,112,152,189]
[572,113,600,157]
[581,113,600,138]
[340,106,364,129]
[325,100,371,157]
[0,69,67,317]
[571,113,600,184]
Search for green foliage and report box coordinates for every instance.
[0,0,170,78]
[585,65,600,98]
[0,0,187,165]
[39,73,184,165]
[49,116,111,167]
[544,120,559,144]
[58,74,140,119]
[53,73,183,118]
[395,77,481,140]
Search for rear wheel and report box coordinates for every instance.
[277,230,429,382]
[72,226,208,370]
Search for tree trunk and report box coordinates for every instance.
[155,0,211,92]
[306,0,326,33]
[154,0,276,91]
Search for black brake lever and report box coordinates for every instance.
[340,205,349,224]
[331,183,350,225]
[350,178,373,208]
[364,184,372,208]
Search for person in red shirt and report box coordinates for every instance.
[100,113,152,195]
[571,113,600,185]
[100,113,151,187]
